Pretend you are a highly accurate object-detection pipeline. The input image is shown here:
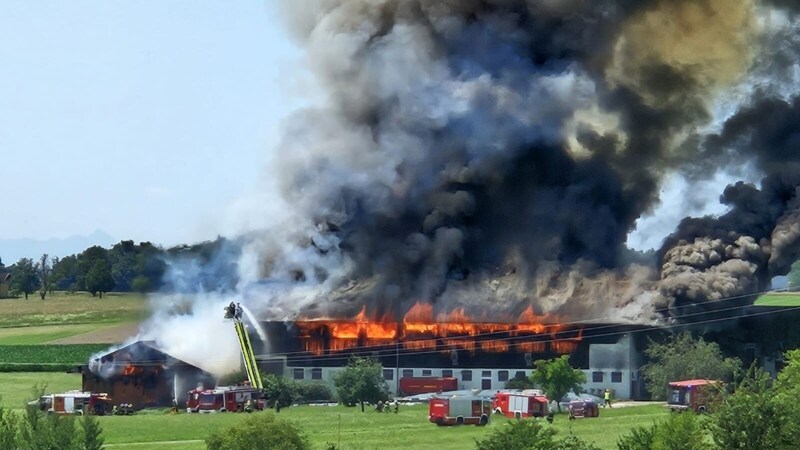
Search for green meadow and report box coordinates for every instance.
[0,293,672,449]
[753,291,800,307]
[0,372,668,450]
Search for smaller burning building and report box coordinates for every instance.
[80,341,215,410]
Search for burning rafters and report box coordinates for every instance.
[294,302,582,356]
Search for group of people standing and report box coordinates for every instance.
[225,302,243,320]
[374,400,399,414]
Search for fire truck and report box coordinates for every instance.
[186,385,265,413]
[429,395,492,426]
[668,379,722,413]
[29,391,112,416]
[492,391,549,419]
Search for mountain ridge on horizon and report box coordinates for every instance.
[0,230,117,264]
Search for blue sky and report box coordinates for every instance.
[0,1,304,247]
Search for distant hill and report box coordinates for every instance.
[0,230,116,264]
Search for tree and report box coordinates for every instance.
[333,357,389,412]
[0,396,18,450]
[263,374,296,412]
[641,333,741,400]
[531,355,586,412]
[789,260,800,289]
[37,254,52,300]
[708,366,785,450]
[51,255,79,291]
[84,260,115,298]
[769,348,800,445]
[205,412,310,450]
[80,412,104,450]
[10,258,38,299]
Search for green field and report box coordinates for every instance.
[0,372,668,450]
[0,295,672,449]
[753,292,800,307]
[0,291,149,328]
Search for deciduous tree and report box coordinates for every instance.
[531,355,586,412]
[333,357,389,412]
[641,333,740,400]
[10,258,38,299]
[37,254,52,300]
[85,260,115,298]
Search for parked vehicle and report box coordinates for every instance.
[567,398,599,418]
[186,385,265,413]
[429,395,491,426]
[400,377,458,396]
[492,391,549,419]
[667,379,722,413]
[28,391,112,416]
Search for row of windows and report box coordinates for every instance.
[293,368,626,383]
[292,368,528,382]
[591,371,624,383]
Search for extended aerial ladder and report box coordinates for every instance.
[225,303,263,389]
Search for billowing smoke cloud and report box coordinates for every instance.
[232,0,800,325]
[128,1,800,372]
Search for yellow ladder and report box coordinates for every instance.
[234,320,263,389]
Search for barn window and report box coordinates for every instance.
[311,368,322,380]
[293,368,304,380]
[515,371,526,379]
[481,370,491,378]
[402,369,414,378]
[422,369,432,376]
[383,369,394,380]
[461,370,473,381]
[442,370,453,378]
[611,372,623,383]
[498,371,509,382]
[593,371,604,383]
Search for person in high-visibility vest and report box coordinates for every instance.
[603,389,612,408]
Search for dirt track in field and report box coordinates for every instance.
[51,322,141,344]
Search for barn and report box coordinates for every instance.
[79,340,215,410]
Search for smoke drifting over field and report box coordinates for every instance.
[206,0,800,325]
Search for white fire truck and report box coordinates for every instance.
[29,391,112,416]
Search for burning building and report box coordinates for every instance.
[133,0,800,400]
[257,302,652,399]
[80,341,215,410]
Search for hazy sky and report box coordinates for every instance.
[0,1,304,247]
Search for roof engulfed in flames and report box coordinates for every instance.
[293,301,580,356]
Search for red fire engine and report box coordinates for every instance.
[429,395,492,426]
[668,379,722,413]
[399,377,458,396]
[186,385,265,413]
[29,391,112,416]
[492,391,549,419]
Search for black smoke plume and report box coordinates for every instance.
[238,0,800,325]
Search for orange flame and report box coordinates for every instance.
[294,302,580,355]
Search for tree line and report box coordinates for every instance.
[0,236,241,299]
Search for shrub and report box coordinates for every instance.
[205,412,310,450]
[504,374,536,390]
[617,413,707,450]
[475,420,558,450]
[295,383,334,402]
[0,399,17,450]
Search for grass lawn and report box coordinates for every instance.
[0,372,669,450]
[0,323,113,345]
[754,292,800,307]
[0,291,149,328]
